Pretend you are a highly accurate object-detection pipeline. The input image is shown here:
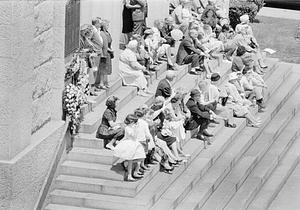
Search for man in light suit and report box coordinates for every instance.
[176,29,207,74]
[90,18,105,90]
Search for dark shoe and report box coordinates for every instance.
[211,120,220,124]
[224,119,237,128]
[203,130,213,137]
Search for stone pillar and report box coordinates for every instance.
[80,0,123,83]
[0,1,34,160]
[147,0,170,27]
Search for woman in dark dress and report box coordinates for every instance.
[96,96,124,150]
[122,0,141,43]
[99,19,113,88]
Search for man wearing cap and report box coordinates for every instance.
[155,70,176,99]
[207,73,236,127]
[186,89,214,142]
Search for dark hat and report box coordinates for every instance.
[124,114,138,125]
[190,89,201,97]
[134,108,145,118]
[211,73,221,82]
[105,96,119,108]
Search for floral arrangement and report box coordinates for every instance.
[77,59,90,96]
[65,55,80,82]
[63,83,86,134]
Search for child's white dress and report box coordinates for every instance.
[113,125,146,161]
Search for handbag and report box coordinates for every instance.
[132,9,144,21]
[109,51,114,59]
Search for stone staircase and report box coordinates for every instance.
[42,58,300,210]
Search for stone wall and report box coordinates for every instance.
[0,1,66,209]
[32,0,65,134]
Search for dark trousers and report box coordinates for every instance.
[196,118,210,137]
[183,54,204,68]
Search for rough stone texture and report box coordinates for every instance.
[0,121,66,210]
[32,91,53,134]
[0,0,66,209]
[34,0,54,37]
[34,28,54,68]
[0,1,12,25]
[33,60,54,100]
[8,80,33,158]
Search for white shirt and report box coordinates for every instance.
[92,25,103,45]
[208,83,220,102]
[136,118,152,142]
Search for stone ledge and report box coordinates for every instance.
[0,120,67,210]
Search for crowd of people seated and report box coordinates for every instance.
[89,0,270,181]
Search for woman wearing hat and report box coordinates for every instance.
[119,40,152,97]
[96,96,124,150]
[224,72,262,127]
[113,114,146,181]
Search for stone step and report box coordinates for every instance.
[198,73,300,210]
[245,138,300,210]
[71,128,197,165]
[268,158,300,210]
[175,67,299,210]
[49,61,284,209]
[150,61,290,210]
[67,147,116,165]
[60,160,127,181]
[80,78,122,116]
[45,204,98,210]
[73,133,104,149]
[80,62,168,116]
[224,112,300,210]
[78,63,188,134]
[49,138,206,209]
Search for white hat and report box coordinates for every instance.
[228,72,238,81]
[127,40,138,50]
[240,14,249,23]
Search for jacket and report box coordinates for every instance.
[155,78,172,99]
[176,36,203,65]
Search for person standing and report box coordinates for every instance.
[91,18,106,90]
[131,0,147,36]
[99,19,113,89]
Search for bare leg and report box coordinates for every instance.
[106,138,116,150]
[170,142,182,161]
[127,160,135,181]
[133,161,143,178]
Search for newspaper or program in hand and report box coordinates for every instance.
[263,48,276,54]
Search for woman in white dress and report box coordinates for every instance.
[113,114,146,181]
[119,40,151,97]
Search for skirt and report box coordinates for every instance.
[114,139,146,161]
[157,132,176,147]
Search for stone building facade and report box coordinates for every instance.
[0,1,66,209]
[0,0,169,209]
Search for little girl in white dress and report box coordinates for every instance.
[113,114,146,181]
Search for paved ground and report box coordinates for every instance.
[269,162,300,210]
[251,15,300,64]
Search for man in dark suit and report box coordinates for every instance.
[160,17,176,47]
[186,89,214,143]
[155,70,176,99]
[176,29,207,74]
